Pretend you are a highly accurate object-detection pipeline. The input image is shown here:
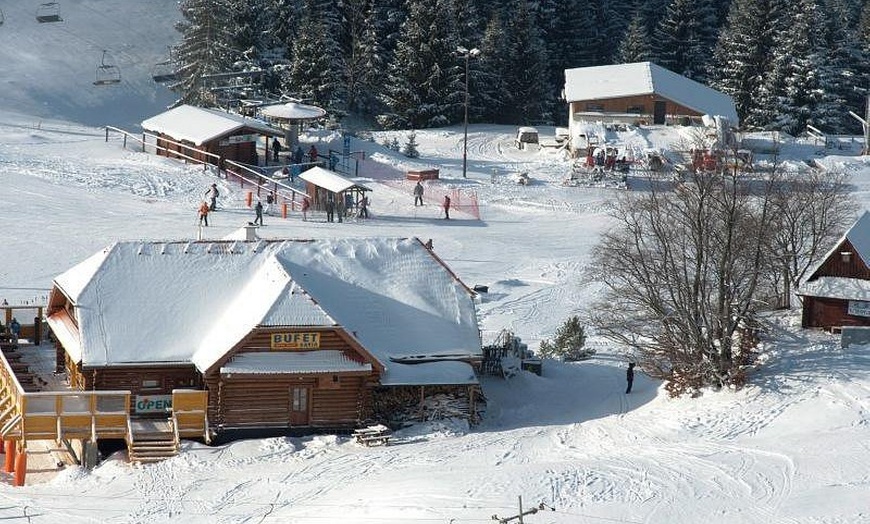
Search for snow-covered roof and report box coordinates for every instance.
[564,62,739,125]
[805,211,870,283]
[51,238,481,384]
[380,361,479,386]
[797,276,870,301]
[299,166,372,194]
[141,104,281,146]
[220,350,372,375]
[259,102,326,121]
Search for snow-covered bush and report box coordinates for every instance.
[538,316,592,361]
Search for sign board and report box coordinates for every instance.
[219,134,257,146]
[847,300,870,317]
[271,332,321,350]
[135,395,172,414]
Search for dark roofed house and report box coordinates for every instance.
[799,212,870,331]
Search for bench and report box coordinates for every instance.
[406,169,439,181]
[353,424,392,446]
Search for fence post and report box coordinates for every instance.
[282,203,288,219]
[105,127,109,142]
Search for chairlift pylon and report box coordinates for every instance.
[94,50,121,86]
[36,2,62,23]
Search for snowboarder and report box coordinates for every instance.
[325,196,335,222]
[308,144,318,164]
[198,201,210,227]
[625,362,636,394]
[358,195,369,218]
[272,137,281,163]
[443,195,451,220]
[205,183,219,211]
[301,196,310,221]
[413,181,424,206]
[254,200,264,226]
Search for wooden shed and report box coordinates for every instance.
[799,212,870,330]
[299,166,372,212]
[563,62,738,152]
[141,104,283,166]
[45,235,482,439]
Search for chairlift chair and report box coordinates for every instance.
[151,61,178,83]
[36,2,62,23]
[94,50,121,86]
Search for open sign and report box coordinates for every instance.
[135,395,172,413]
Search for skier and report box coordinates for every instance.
[325,196,335,222]
[254,200,264,226]
[205,183,219,211]
[358,195,369,218]
[625,362,636,394]
[272,137,281,163]
[443,195,451,220]
[198,201,210,227]
[301,196,310,221]
[413,181,424,206]
[336,194,345,223]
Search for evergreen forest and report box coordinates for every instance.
[173,0,870,134]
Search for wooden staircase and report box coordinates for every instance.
[127,419,179,464]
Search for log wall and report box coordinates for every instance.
[809,239,870,280]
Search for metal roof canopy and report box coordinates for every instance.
[299,166,371,194]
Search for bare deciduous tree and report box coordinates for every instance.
[589,156,850,396]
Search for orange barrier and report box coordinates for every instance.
[13,452,26,486]
[246,191,253,208]
[282,203,288,219]
[4,441,15,473]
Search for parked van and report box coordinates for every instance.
[515,127,539,150]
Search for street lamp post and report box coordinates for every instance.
[457,46,479,179]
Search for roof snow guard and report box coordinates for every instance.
[563,62,739,125]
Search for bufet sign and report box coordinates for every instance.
[135,395,172,414]
[271,332,321,350]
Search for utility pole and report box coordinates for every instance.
[491,497,554,523]
[456,46,480,178]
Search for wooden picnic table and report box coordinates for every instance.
[353,424,392,446]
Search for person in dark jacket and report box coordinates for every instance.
[272,137,281,163]
[443,195,451,219]
[254,200,264,226]
[325,196,335,222]
[413,181,424,206]
[625,362,636,394]
[205,183,219,211]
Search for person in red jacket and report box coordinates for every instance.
[301,196,311,221]
[198,201,210,226]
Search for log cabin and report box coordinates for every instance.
[799,212,870,330]
[141,104,283,166]
[46,236,483,439]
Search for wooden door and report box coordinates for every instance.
[653,101,666,124]
[290,386,310,426]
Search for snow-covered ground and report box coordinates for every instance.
[1,2,870,522]
[1,112,870,523]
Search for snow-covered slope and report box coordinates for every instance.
[0,0,178,128]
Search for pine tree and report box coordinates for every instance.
[402,131,420,158]
[652,0,719,82]
[378,0,462,129]
[174,0,239,106]
[710,0,781,128]
[538,316,592,361]
[476,11,511,123]
[616,10,652,64]
[284,0,347,113]
[501,0,551,124]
